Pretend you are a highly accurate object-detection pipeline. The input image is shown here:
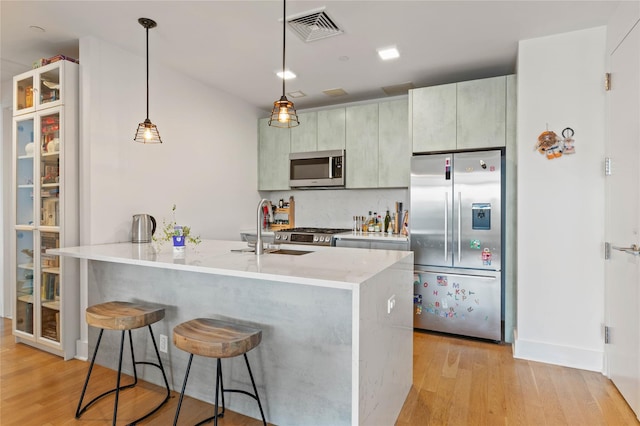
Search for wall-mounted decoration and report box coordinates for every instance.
[535,126,575,160]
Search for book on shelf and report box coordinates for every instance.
[41,197,59,226]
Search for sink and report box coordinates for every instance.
[230,247,311,255]
[266,249,312,256]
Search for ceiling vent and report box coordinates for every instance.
[382,82,416,96]
[287,7,343,42]
[323,88,348,97]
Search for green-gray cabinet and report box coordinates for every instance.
[410,83,457,152]
[258,118,290,191]
[379,99,410,187]
[456,76,506,150]
[290,112,317,153]
[289,108,346,153]
[346,103,379,188]
[317,108,346,151]
[410,75,512,153]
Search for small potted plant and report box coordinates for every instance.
[153,205,201,250]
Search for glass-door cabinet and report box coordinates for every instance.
[11,60,79,359]
[13,61,66,115]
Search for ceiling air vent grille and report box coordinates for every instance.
[287,8,343,42]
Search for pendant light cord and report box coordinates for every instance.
[281,0,286,97]
[145,24,150,120]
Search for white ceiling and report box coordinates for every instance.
[1,1,619,113]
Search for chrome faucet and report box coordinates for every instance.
[256,199,273,255]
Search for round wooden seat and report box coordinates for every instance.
[173,318,262,359]
[86,301,164,330]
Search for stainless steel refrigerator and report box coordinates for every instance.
[411,150,503,341]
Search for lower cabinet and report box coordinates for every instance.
[334,238,409,251]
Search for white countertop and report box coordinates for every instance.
[333,232,409,242]
[49,240,412,290]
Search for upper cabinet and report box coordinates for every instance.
[346,103,379,188]
[345,99,410,189]
[378,99,410,187]
[410,75,512,153]
[317,108,346,151]
[13,62,74,115]
[290,112,317,153]
[410,83,457,152]
[456,76,506,150]
[290,108,346,153]
[258,118,291,191]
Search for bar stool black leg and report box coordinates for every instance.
[173,353,194,426]
[112,330,127,425]
[77,326,170,425]
[128,325,171,425]
[76,328,105,418]
[244,353,267,426]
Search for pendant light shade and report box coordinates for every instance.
[134,18,162,144]
[269,0,299,128]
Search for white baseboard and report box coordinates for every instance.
[513,329,604,372]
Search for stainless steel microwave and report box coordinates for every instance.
[289,149,345,188]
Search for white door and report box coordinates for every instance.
[606,21,640,418]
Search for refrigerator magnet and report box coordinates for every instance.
[445,157,451,180]
[470,239,481,249]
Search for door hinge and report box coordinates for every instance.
[605,73,611,91]
[605,157,612,176]
[605,242,611,259]
[605,325,611,344]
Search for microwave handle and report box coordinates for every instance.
[329,156,333,179]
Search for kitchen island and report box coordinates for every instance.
[50,240,413,426]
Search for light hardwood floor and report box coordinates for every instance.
[1,318,637,425]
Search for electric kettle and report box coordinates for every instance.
[132,214,156,243]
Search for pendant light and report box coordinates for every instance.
[269,0,299,128]
[134,18,162,143]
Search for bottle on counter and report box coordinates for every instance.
[376,213,382,232]
[363,211,372,232]
[384,210,391,234]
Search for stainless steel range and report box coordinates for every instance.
[274,227,351,246]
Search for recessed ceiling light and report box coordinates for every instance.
[276,70,297,80]
[288,90,306,98]
[29,25,46,33]
[377,47,400,61]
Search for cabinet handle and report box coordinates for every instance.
[444,192,448,261]
[458,192,462,262]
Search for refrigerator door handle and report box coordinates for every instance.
[444,192,448,261]
[457,192,462,262]
[414,270,498,280]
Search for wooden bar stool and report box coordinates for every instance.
[172,318,267,426]
[75,301,171,426]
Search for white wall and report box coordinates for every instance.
[515,27,606,371]
[1,79,9,317]
[79,36,262,245]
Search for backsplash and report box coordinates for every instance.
[262,188,408,229]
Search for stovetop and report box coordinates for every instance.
[274,227,351,245]
[283,227,352,234]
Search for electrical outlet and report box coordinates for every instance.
[159,334,168,353]
[387,295,396,314]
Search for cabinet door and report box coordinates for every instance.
[411,84,456,153]
[13,72,35,115]
[456,76,506,149]
[379,100,410,187]
[40,231,61,343]
[14,115,36,227]
[258,118,290,190]
[14,229,35,337]
[290,112,317,153]
[346,104,379,188]
[317,108,346,150]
